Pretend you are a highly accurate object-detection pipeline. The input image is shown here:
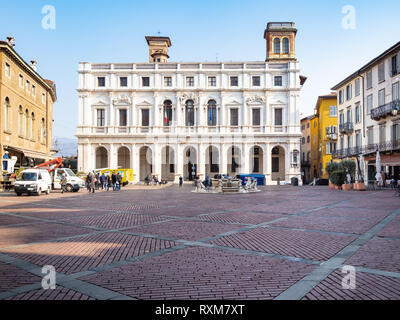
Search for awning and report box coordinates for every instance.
[4,146,53,161]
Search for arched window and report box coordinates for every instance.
[163,100,173,127]
[207,100,217,127]
[18,106,23,136]
[4,98,10,132]
[282,38,289,54]
[25,109,29,138]
[274,38,281,54]
[185,100,195,127]
[31,113,35,140]
[41,118,45,144]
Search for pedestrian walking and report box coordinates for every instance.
[105,174,110,191]
[90,171,96,194]
[111,172,117,191]
[86,173,91,191]
[95,172,100,190]
[179,176,183,188]
[61,174,68,194]
[100,173,106,190]
[116,173,122,191]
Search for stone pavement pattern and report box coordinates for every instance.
[0,186,399,300]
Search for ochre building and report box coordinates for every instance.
[0,38,57,167]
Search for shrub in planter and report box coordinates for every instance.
[330,170,346,187]
[340,160,356,182]
[326,162,340,179]
[326,162,340,189]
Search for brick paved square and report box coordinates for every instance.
[125,220,246,241]
[307,207,391,223]
[0,214,40,226]
[61,213,170,230]
[270,216,379,235]
[377,221,400,239]
[0,261,41,293]
[0,186,399,300]
[0,232,176,275]
[79,247,315,300]
[303,269,400,300]
[345,238,400,273]
[6,286,95,300]
[197,212,285,225]
[210,227,357,261]
[0,223,94,248]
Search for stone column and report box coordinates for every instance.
[132,144,140,183]
[109,144,117,169]
[174,143,184,184]
[265,144,272,185]
[242,144,250,174]
[198,143,206,180]
[221,144,228,175]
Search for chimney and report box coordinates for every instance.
[6,37,15,47]
[30,60,37,71]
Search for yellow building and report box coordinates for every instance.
[313,94,338,180]
[300,116,312,183]
[0,38,57,168]
[310,115,319,180]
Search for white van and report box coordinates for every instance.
[52,168,85,192]
[15,169,52,196]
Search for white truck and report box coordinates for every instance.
[52,168,85,192]
[14,169,52,196]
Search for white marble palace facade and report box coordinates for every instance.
[77,22,306,184]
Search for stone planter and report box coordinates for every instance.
[335,185,342,190]
[329,181,335,189]
[342,184,352,191]
[354,182,366,191]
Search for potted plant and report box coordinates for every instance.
[331,170,346,190]
[340,160,356,191]
[326,162,339,189]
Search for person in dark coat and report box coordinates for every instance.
[179,176,183,188]
[100,173,106,190]
[111,172,117,191]
[86,173,91,191]
[105,174,111,191]
[116,173,122,191]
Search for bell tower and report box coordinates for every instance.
[264,22,297,62]
[145,36,172,63]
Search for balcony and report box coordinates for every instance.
[333,140,400,158]
[371,100,400,121]
[326,133,338,141]
[339,122,354,134]
[360,139,400,154]
[332,147,361,159]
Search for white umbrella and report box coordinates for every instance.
[359,155,364,182]
[376,151,381,174]
[375,151,383,187]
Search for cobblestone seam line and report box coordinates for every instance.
[274,208,400,300]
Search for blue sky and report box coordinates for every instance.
[1,0,399,140]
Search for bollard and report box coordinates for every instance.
[277,178,280,186]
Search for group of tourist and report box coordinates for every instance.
[86,171,123,193]
[144,175,169,186]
